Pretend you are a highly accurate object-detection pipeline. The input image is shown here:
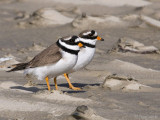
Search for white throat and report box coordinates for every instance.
[68,46,95,73]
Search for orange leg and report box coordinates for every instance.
[45,77,51,91]
[54,77,58,90]
[64,73,81,90]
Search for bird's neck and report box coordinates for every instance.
[56,40,80,55]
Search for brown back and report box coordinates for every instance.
[27,43,62,68]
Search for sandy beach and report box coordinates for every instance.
[0,0,160,120]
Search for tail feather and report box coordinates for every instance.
[7,63,28,72]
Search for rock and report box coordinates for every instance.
[67,105,108,120]
[109,37,160,54]
[102,74,151,91]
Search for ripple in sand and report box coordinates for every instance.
[34,90,92,103]
[140,15,160,29]
[52,0,150,7]
[18,8,73,28]
[72,15,126,29]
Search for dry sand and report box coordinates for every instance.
[0,0,160,120]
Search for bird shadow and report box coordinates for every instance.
[38,82,100,94]
[38,82,100,88]
[10,83,100,94]
[59,83,100,88]
[10,86,40,93]
[63,90,85,94]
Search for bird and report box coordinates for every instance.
[54,30,104,90]
[7,36,84,91]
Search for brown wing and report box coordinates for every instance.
[27,43,62,68]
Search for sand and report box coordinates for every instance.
[0,0,160,120]
[52,0,151,7]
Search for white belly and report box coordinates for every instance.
[69,47,95,73]
[24,52,78,80]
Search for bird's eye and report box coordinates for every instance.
[89,33,93,36]
[70,39,75,42]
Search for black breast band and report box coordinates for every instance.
[56,40,79,55]
[81,42,95,48]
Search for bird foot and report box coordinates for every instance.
[69,86,81,90]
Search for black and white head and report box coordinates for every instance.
[56,35,84,55]
[77,30,104,48]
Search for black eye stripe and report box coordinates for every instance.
[61,40,77,45]
[72,36,78,40]
[81,30,97,39]
[60,36,79,45]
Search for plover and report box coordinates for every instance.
[55,30,104,90]
[8,36,84,91]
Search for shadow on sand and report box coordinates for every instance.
[10,83,100,93]
[10,86,40,92]
[38,82,100,89]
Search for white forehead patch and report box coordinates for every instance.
[93,32,97,37]
[64,36,72,40]
[83,31,91,36]
[75,37,80,42]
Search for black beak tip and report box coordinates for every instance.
[101,38,104,41]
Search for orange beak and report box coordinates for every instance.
[78,42,83,47]
[97,36,104,41]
